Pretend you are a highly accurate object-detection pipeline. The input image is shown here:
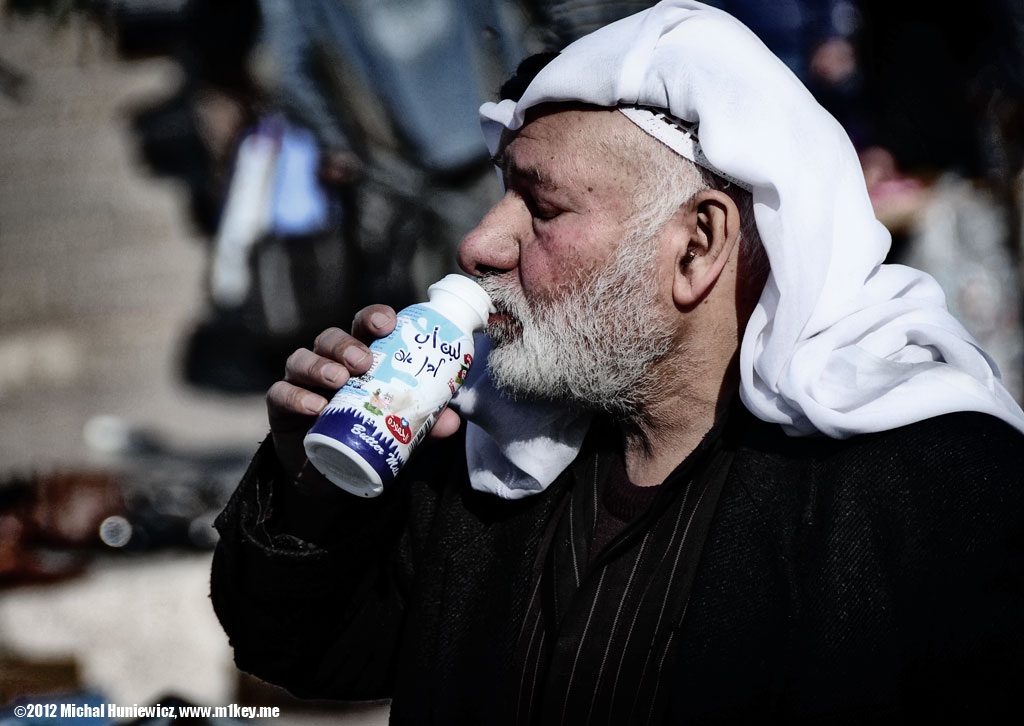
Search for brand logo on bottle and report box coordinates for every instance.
[385,414,413,445]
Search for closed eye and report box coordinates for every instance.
[514,188,562,222]
[530,201,562,222]
[499,157,565,220]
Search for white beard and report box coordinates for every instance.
[479,226,676,420]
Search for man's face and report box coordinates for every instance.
[457,106,680,415]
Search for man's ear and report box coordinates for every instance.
[671,190,741,308]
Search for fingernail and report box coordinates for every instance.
[305,396,327,415]
[322,363,344,383]
[344,346,370,367]
[370,312,389,330]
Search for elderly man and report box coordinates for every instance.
[211,2,1024,723]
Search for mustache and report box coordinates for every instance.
[477,274,526,317]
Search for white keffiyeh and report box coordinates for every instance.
[456,0,1024,498]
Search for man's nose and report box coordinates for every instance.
[457,193,522,278]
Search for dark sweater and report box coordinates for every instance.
[211,410,1024,724]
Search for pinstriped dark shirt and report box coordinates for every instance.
[513,419,733,725]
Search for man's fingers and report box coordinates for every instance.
[311,327,376,375]
[292,309,396,384]
[273,310,398,430]
[268,379,328,421]
[352,304,397,340]
[265,310,400,482]
[284,346,350,389]
[428,407,463,439]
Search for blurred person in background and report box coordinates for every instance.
[211,2,1024,723]
[249,0,529,311]
[128,0,265,239]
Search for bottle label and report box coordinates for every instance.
[306,304,474,487]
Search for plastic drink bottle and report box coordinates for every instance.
[303,274,492,497]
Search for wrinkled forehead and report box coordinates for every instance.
[494,102,749,199]
[495,103,639,155]
[494,102,593,153]
[493,104,658,195]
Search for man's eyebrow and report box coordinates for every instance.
[490,151,557,190]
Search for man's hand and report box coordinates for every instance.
[266,305,462,481]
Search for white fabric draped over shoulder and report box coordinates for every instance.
[457,0,1024,498]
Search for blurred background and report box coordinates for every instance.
[1,1,1022,724]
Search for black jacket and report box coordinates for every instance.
[211,410,1024,724]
